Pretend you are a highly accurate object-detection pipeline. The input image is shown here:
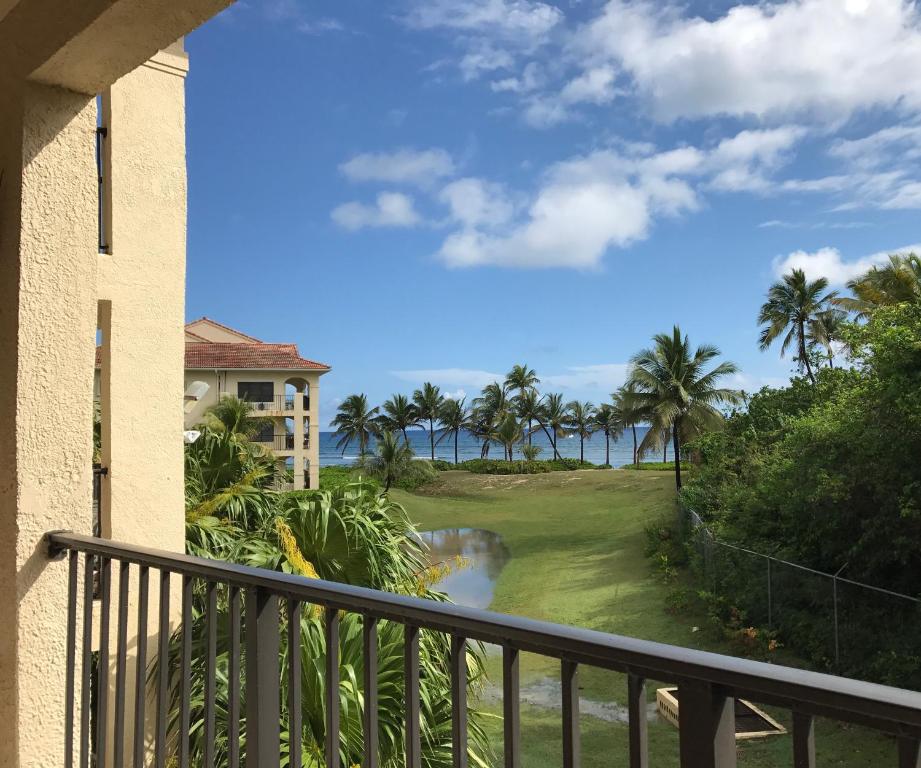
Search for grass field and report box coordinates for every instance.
[391,469,896,767]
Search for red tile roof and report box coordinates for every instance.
[186,316,263,343]
[96,342,330,371]
[185,343,330,371]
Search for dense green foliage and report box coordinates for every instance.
[682,303,921,685]
[430,457,600,474]
[178,401,490,768]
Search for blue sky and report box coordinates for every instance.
[184,0,921,424]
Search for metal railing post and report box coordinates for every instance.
[767,557,773,628]
[677,680,736,768]
[246,587,280,767]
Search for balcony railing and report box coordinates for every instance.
[252,434,310,451]
[239,394,310,413]
[46,532,921,768]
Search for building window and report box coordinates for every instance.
[237,382,273,403]
[253,423,273,442]
[96,126,109,254]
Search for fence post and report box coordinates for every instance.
[677,680,736,768]
[246,587,281,766]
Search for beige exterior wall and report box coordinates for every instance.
[95,48,191,761]
[185,369,323,489]
[0,80,99,768]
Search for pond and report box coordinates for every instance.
[418,528,510,610]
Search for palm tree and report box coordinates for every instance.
[613,384,646,468]
[366,430,414,491]
[504,363,540,396]
[838,252,921,316]
[758,268,837,384]
[514,388,542,447]
[808,308,848,369]
[566,401,596,464]
[593,403,624,467]
[436,397,469,464]
[491,413,523,462]
[331,393,379,457]
[536,393,567,460]
[204,395,271,441]
[628,326,742,490]
[471,382,510,459]
[413,382,445,461]
[377,393,420,445]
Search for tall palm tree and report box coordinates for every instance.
[537,393,567,460]
[838,252,921,316]
[613,384,646,468]
[437,397,469,464]
[413,382,445,461]
[566,401,596,464]
[593,403,624,467]
[628,326,742,490]
[758,268,837,384]
[808,308,848,369]
[331,393,379,457]
[514,388,542,447]
[504,364,539,397]
[377,393,420,445]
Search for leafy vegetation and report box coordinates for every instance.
[682,281,921,686]
[176,403,489,768]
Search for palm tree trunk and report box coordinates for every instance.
[672,422,682,490]
[538,422,559,459]
[799,322,816,383]
[528,418,533,446]
[580,437,584,464]
[605,433,610,466]
[429,418,435,461]
[632,424,637,467]
[454,430,459,464]
[828,348,835,369]
[402,427,409,446]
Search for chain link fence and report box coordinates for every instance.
[684,507,921,683]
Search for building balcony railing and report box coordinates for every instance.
[252,434,310,451]
[238,394,310,413]
[45,531,921,768]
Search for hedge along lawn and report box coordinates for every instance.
[391,469,897,767]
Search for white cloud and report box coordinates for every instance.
[390,364,631,397]
[340,148,455,187]
[491,62,544,94]
[460,45,514,80]
[405,0,563,48]
[542,364,630,391]
[771,243,921,285]
[439,178,516,228]
[390,368,503,389]
[434,127,807,269]
[560,66,618,106]
[331,193,422,230]
[297,17,345,34]
[573,0,921,122]
[829,121,921,169]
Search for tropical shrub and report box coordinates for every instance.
[172,483,491,768]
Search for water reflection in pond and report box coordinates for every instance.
[419,528,510,609]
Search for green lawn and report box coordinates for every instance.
[392,469,897,767]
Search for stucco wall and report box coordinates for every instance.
[95,50,189,763]
[0,81,98,768]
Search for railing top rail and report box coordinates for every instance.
[46,531,921,734]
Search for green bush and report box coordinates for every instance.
[319,465,379,492]
[392,459,439,490]
[430,459,454,471]
[623,461,688,471]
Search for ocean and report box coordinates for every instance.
[319,426,663,468]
